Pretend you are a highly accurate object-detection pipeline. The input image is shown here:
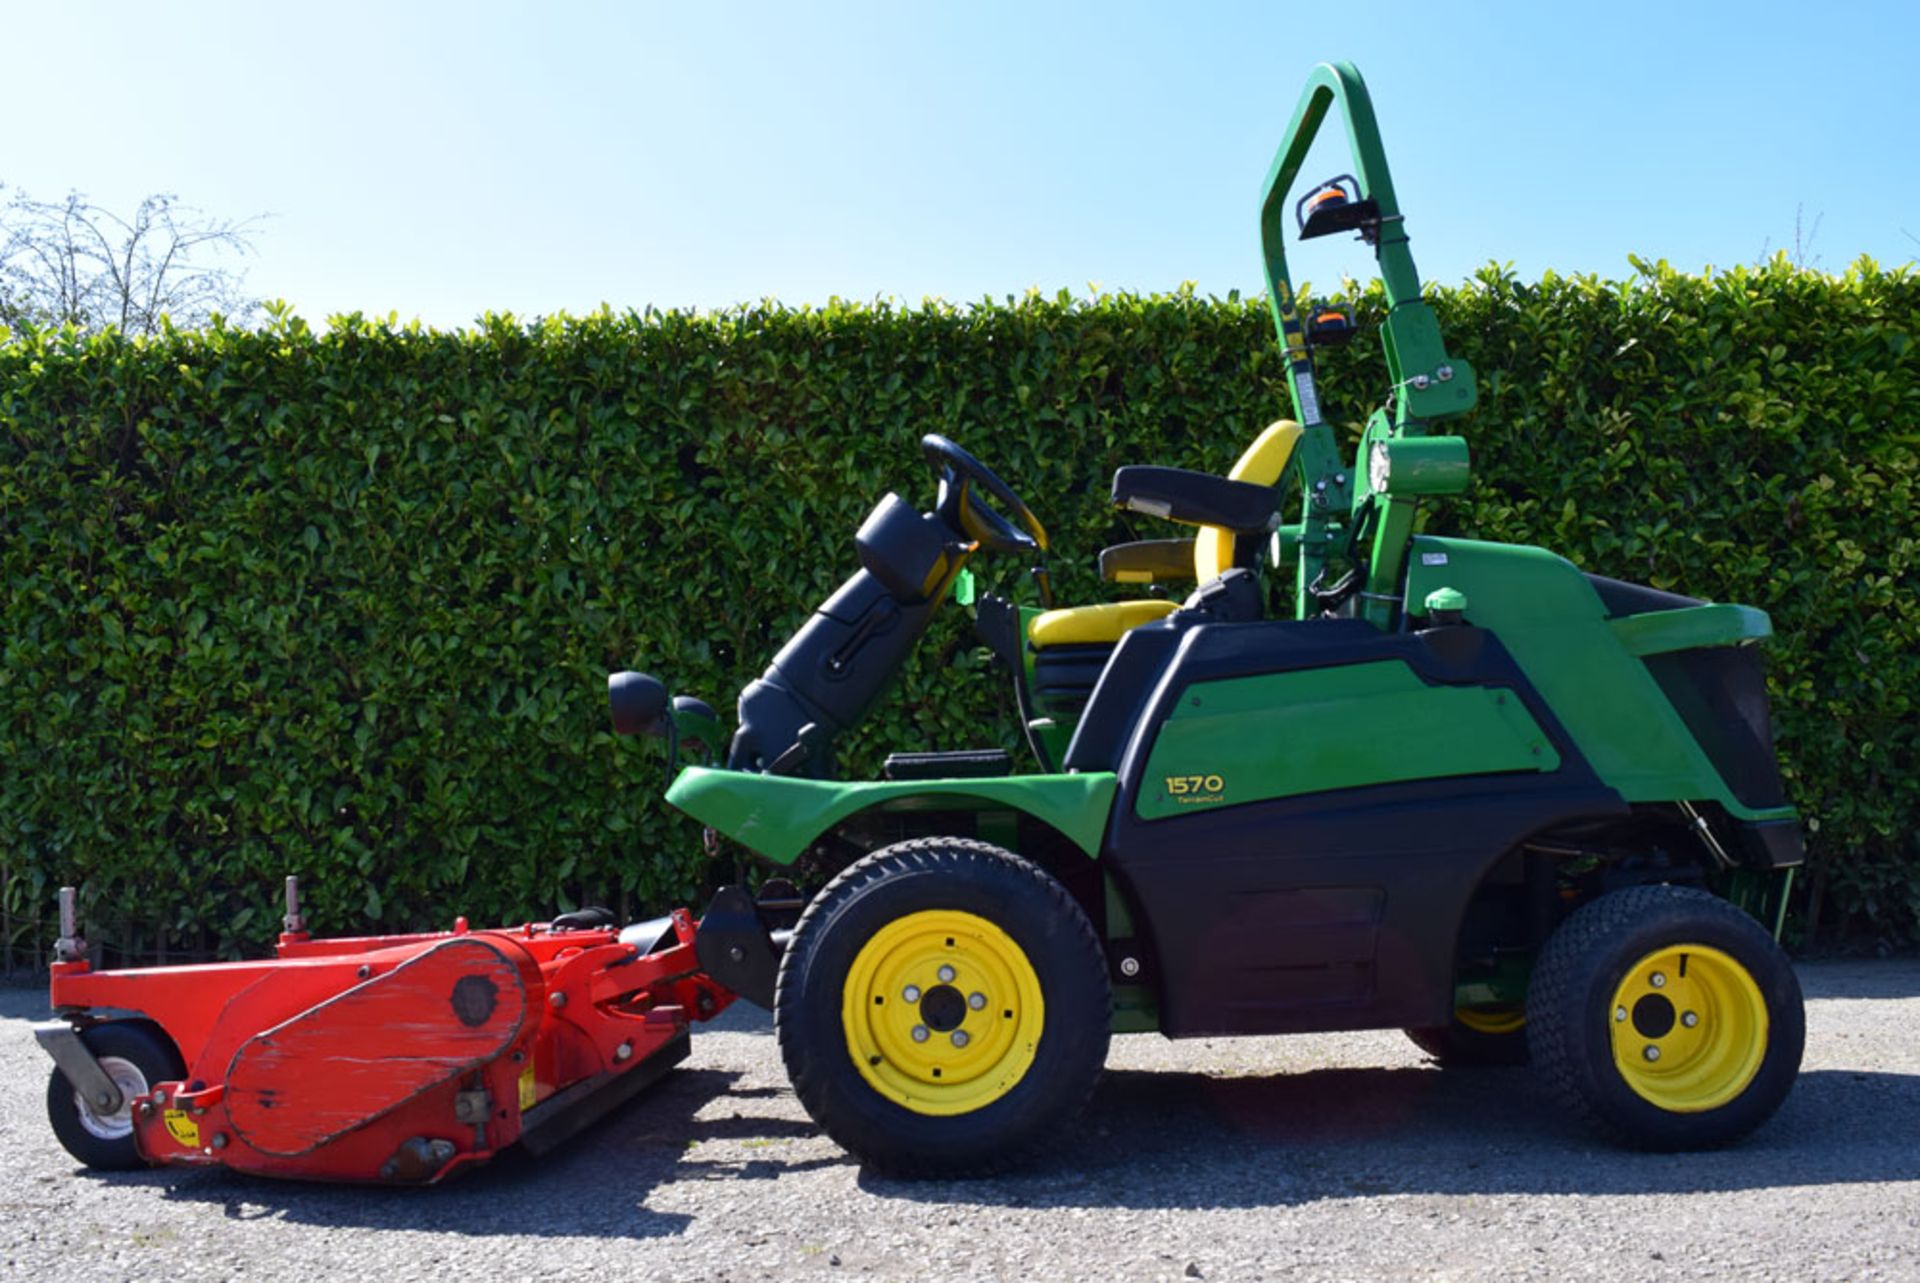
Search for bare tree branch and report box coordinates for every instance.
[0,184,264,334]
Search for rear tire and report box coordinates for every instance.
[45,1022,184,1170]
[1528,884,1802,1150]
[775,837,1110,1177]
[1406,1005,1530,1067]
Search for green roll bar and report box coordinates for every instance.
[1257,61,1479,627]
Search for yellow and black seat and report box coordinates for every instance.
[1025,419,1303,712]
[1029,418,1303,648]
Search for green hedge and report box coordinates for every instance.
[2,258,1914,965]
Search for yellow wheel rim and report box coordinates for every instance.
[1609,943,1767,1113]
[1456,1005,1526,1036]
[841,909,1045,1117]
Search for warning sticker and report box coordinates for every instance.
[518,1062,538,1113]
[1295,371,1322,425]
[163,1108,200,1148]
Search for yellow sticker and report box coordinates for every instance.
[518,1062,537,1113]
[163,1109,200,1148]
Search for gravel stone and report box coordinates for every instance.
[4,960,1918,1281]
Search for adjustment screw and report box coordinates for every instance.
[951,1031,970,1049]
[911,1025,930,1043]
[968,991,988,1010]
[937,965,957,984]
[1644,1046,1661,1062]
[903,985,921,1003]
[1682,1011,1699,1028]
[1650,973,1666,989]
[1614,1006,1627,1022]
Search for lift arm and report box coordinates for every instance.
[1256,61,1478,626]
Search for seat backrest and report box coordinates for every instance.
[1192,419,1303,582]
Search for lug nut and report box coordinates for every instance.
[1615,1006,1628,1022]
[911,1025,930,1043]
[1682,1011,1699,1028]
[1650,972,1666,989]
[968,992,987,1011]
[903,985,921,1003]
[951,1031,970,1049]
[937,965,956,983]
[1644,1046,1661,1062]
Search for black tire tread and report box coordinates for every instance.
[44,1020,184,1171]
[1527,883,1802,1150]
[775,836,1109,1178]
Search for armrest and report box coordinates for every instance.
[1098,539,1195,585]
[1111,466,1279,531]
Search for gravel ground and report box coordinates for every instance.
[3,960,1918,1282]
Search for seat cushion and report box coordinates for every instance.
[1027,598,1178,648]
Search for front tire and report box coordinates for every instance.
[1528,884,1803,1150]
[775,838,1110,1177]
[45,1021,185,1170]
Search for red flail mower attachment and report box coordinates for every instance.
[37,880,733,1184]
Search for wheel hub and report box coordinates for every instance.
[1609,943,1767,1113]
[841,909,1045,1117]
[919,984,966,1033]
[73,1056,148,1141]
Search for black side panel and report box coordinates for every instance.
[1586,573,1701,618]
[1645,646,1787,810]
[1104,619,1627,1037]
[1061,625,1183,774]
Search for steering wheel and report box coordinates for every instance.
[921,434,1049,555]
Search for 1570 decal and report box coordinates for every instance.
[1165,774,1226,804]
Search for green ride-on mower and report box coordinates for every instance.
[609,62,1805,1177]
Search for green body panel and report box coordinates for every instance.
[665,766,1119,865]
[1403,535,1794,822]
[1135,660,1559,820]
[1610,603,1773,656]
[1370,435,1470,496]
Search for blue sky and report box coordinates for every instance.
[6,1,1916,328]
